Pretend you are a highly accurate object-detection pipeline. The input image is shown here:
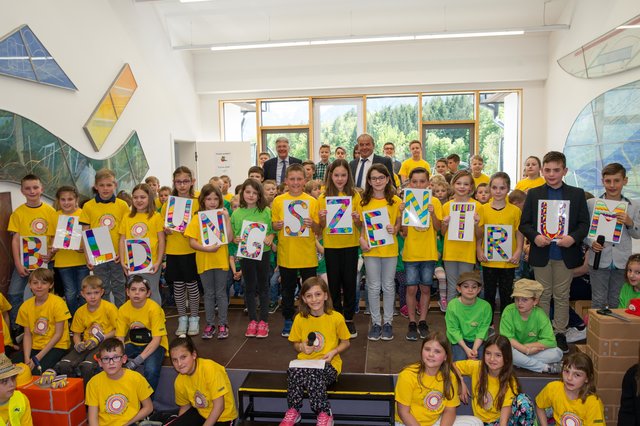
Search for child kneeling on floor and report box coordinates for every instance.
[280,277,351,426]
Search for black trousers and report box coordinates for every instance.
[280,266,316,320]
[324,246,358,321]
[482,266,515,317]
[165,406,233,425]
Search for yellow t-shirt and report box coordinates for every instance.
[53,208,86,268]
[288,311,351,374]
[8,203,56,237]
[361,196,402,258]
[118,212,164,265]
[473,173,490,187]
[399,158,432,178]
[0,294,12,347]
[16,294,70,350]
[184,215,230,274]
[154,198,162,211]
[86,369,153,426]
[272,192,319,268]
[402,197,442,262]
[79,198,130,255]
[71,300,118,341]
[478,202,521,269]
[535,381,605,426]
[160,198,199,255]
[174,358,238,422]
[514,176,545,192]
[395,366,460,425]
[0,390,32,425]
[223,193,233,203]
[318,192,362,249]
[442,199,483,264]
[116,299,168,352]
[455,360,516,422]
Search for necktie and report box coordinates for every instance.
[279,159,287,184]
[356,158,368,188]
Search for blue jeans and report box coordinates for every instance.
[56,265,90,316]
[452,339,484,362]
[405,261,435,286]
[125,343,165,392]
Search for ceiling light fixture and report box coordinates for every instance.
[617,24,640,29]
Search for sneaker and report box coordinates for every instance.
[346,321,357,338]
[367,324,382,341]
[399,305,409,318]
[416,307,421,316]
[268,301,280,314]
[556,333,569,353]
[316,411,334,426]
[488,326,496,338]
[363,308,370,315]
[406,322,418,341]
[418,321,429,339]
[393,309,399,317]
[438,296,448,312]
[175,316,188,336]
[245,320,258,337]
[201,325,215,339]
[281,319,293,337]
[217,324,229,339]
[256,321,269,338]
[546,361,563,374]
[381,323,394,341]
[566,327,587,343]
[279,408,301,426]
[187,317,199,336]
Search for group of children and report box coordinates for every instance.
[3,136,640,425]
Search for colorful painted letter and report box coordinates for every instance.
[237,220,267,260]
[284,199,310,237]
[125,238,153,273]
[537,200,570,241]
[199,209,228,246]
[82,226,116,265]
[326,197,353,234]
[484,225,513,261]
[447,202,475,241]
[588,199,628,243]
[164,196,194,233]
[21,236,47,270]
[53,215,82,250]
[363,208,393,248]
[402,188,431,227]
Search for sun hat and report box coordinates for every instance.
[511,279,544,299]
[0,353,23,381]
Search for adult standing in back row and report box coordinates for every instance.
[350,133,395,190]
[262,137,302,184]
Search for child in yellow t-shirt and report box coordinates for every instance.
[55,276,118,385]
[0,353,33,425]
[0,293,18,355]
[271,164,320,337]
[535,353,605,426]
[11,268,71,373]
[86,338,153,426]
[514,156,545,193]
[169,336,238,425]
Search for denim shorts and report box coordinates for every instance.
[404,261,435,286]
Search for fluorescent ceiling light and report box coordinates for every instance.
[415,30,524,40]
[617,25,640,29]
[310,35,415,45]
[211,41,311,51]
[179,0,210,3]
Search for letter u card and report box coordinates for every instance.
[402,188,431,227]
[484,224,513,262]
[21,236,47,270]
[588,198,628,243]
[326,196,353,234]
[125,238,153,273]
[237,220,266,260]
[164,196,194,233]
[53,215,82,250]
[283,199,310,237]
[198,209,228,246]
[363,208,393,247]
[537,200,570,241]
[447,202,475,241]
[82,226,116,265]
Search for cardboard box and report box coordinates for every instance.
[583,345,637,373]
[587,329,640,357]
[594,368,626,389]
[20,377,86,425]
[588,309,640,340]
[31,402,87,426]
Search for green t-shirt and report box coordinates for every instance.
[499,304,556,347]
[445,297,492,343]
[230,206,273,253]
[396,235,405,272]
[618,282,640,309]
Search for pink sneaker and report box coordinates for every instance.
[217,324,229,339]
[256,321,269,338]
[399,305,409,318]
[245,320,258,337]
[279,408,301,426]
[316,411,334,426]
[438,296,448,312]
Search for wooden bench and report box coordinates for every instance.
[237,371,395,425]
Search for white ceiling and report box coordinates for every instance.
[144,0,573,50]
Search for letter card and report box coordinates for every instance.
[236,220,267,261]
[326,196,353,234]
[537,200,570,241]
[588,198,628,243]
[164,196,194,233]
[484,224,513,262]
[403,188,431,227]
[447,202,475,241]
[198,209,229,246]
[82,226,116,266]
[125,238,153,273]
[284,199,310,237]
[21,236,47,270]
[363,208,393,248]
[52,215,82,250]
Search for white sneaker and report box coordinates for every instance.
[175,316,188,336]
[187,317,200,336]
[565,327,586,343]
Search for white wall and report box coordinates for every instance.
[0,0,201,206]
[545,0,640,153]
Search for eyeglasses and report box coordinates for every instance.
[174,179,192,186]
[369,175,388,182]
[100,355,123,364]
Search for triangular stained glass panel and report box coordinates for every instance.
[0,25,76,90]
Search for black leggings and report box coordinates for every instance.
[165,406,234,426]
[324,246,358,321]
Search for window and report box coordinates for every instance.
[479,92,519,179]
[423,124,473,168]
[367,96,419,160]
[223,101,257,164]
[262,129,309,161]
[261,100,309,126]
[313,98,363,161]
[422,94,475,122]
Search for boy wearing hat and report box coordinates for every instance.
[445,271,492,361]
[500,279,563,373]
[0,353,32,425]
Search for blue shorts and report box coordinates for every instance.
[404,261,435,286]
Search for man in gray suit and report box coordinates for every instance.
[349,133,395,190]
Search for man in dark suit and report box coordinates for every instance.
[262,137,302,184]
[519,151,589,353]
[349,133,395,189]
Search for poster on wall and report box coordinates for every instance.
[484,224,513,262]
[588,198,628,243]
[21,236,48,270]
[53,215,82,250]
[193,142,252,195]
[326,196,353,234]
[125,238,153,274]
[538,200,570,241]
[236,220,267,261]
[447,202,475,241]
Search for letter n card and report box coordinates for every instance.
[198,209,229,246]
